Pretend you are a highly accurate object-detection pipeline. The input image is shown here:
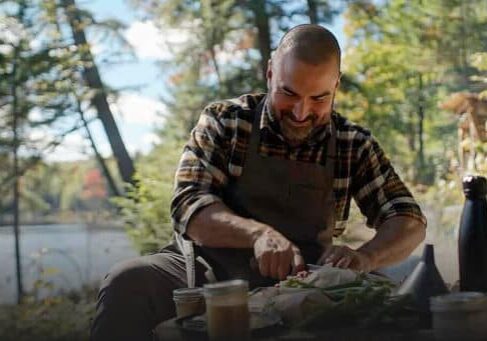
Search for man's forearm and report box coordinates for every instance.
[358,216,426,270]
[186,202,269,248]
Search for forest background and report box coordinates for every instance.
[1,0,487,339]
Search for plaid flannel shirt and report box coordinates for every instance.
[170,93,426,237]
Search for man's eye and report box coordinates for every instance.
[284,91,295,97]
[313,96,328,102]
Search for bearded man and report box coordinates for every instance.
[91,24,426,341]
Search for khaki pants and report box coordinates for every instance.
[90,244,208,341]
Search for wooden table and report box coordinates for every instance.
[153,317,435,341]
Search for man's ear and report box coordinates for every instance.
[266,59,273,89]
[266,59,273,80]
[335,72,342,91]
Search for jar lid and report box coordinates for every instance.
[203,279,248,297]
[430,292,487,312]
[173,287,203,299]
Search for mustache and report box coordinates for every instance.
[282,111,318,123]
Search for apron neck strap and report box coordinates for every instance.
[248,97,266,153]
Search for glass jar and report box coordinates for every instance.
[203,279,250,341]
[173,287,205,319]
[430,292,487,340]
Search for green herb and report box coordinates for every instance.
[291,277,416,330]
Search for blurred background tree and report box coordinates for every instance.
[0,0,135,222]
[340,0,487,184]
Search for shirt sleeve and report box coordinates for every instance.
[351,134,427,229]
[170,104,230,235]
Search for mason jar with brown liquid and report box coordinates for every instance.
[203,279,250,341]
[173,287,205,319]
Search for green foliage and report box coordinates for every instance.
[0,0,134,219]
[0,288,96,341]
[135,0,265,137]
[339,0,487,184]
[470,52,487,97]
[115,139,187,254]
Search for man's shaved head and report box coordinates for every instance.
[266,25,342,146]
[273,24,341,70]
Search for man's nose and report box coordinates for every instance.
[292,100,311,121]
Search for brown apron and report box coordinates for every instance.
[195,97,337,288]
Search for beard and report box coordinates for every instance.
[280,112,318,146]
[267,95,334,147]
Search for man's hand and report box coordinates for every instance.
[253,228,305,280]
[318,245,374,272]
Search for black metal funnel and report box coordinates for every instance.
[396,244,449,327]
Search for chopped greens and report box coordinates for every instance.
[278,271,417,330]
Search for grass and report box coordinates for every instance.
[0,286,97,341]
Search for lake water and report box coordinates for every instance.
[0,224,138,305]
[0,209,463,305]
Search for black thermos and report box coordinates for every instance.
[458,175,487,292]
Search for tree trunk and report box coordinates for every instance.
[408,110,416,153]
[62,0,135,185]
[307,0,319,24]
[459,1,471,88]
[12,108,23,305]
[77,98,121,197]
[249,0,271,82]
[11,27,24,304]
[417,74,425,181]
